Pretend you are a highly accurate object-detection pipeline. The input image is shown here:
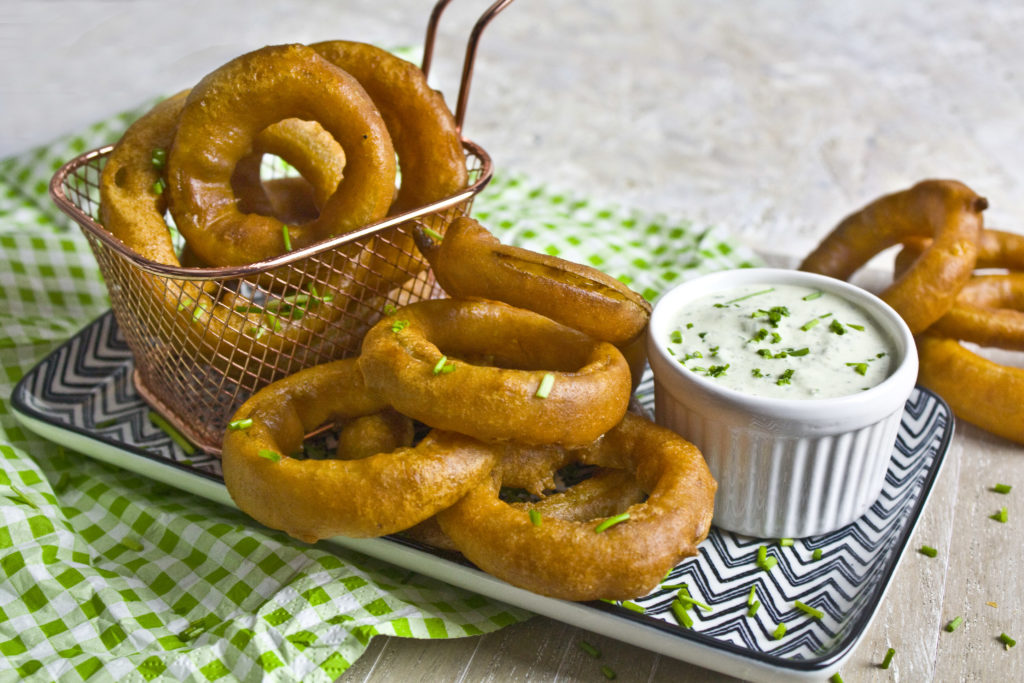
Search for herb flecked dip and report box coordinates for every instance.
[664,283,895,399]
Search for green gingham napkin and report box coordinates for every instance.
[0,101,757,682]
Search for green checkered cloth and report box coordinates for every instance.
[0,100,757,682]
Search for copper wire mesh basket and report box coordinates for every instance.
[48,0,513,455]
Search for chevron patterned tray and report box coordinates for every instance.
[12,312,953,681]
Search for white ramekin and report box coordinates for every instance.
[647,268,918,538]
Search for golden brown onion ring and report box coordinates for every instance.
[221,358,499,542]
[916,333,1024,445]
[358,298,632,447]
[417,216,652,346]
[799,179,987,333]
[166,43,396,266]
[435,413,716,601]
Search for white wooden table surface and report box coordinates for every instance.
[3,1,1022,680]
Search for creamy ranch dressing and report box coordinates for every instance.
[664,283,895,399]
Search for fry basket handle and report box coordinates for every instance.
[421,0,517,132]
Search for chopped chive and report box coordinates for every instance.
[794,600,824,619]
[747,585,757,606]
[847,323,865,331]
[829,319,846,335]
[779,538,794,547]
[813,548,823,561]
[786,347,809,357]
[422,226,444,243]
[945,616,964,632]
[390,319,409,333]
[264,311,282,332]
[802,291,823,301]
[535,372,555,398]
[620,601,644,613]
[919,545,938,557]
[151,177,166,195]
[880,647,896,669]
[846,362,868,376]
[752,368,764,378]
[249,325,265,339]
[670,330,683,343]
[990,506,1008,523]
[595,512,630,533]
[800,318,821,331]
[433,355,449,375]
[528,508,542,527]
[993,483,1012,494]
[147,411,195,455]
[151,148,167,169]
[773,622,787,640]
[671,600,693,628]
[706,364,729,377]
[282,224,292,251]
[600,665,617,680]
[120,537,144,552]
[776,369,794,386]
[676,594,712,611]
[579,640,601,658]
[383,303,397,315]
[228,418,253,431]
[747,601,761,617]
[719,287,775,306]
[258,449,282,462]
[829,674,843,683]
[999,633,1016,648]
[757,545,767,564]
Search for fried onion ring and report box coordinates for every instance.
[916,333,1024,445]
[222,358,499,542]
[799,179,987,333]
[166,43,396,266]
[435,413,716,601]
[357,298,632,447]
[416,216,652,346]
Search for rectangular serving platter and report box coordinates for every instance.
[11,311,953,682]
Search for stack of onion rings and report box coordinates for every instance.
[799,179,987,334]
[890,228,1024,444]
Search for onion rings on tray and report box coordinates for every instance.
[221,358,500,543]
[166,43,396,266]
[435,413,716,601]
[357,298,632,447]
[799,179,987,334]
